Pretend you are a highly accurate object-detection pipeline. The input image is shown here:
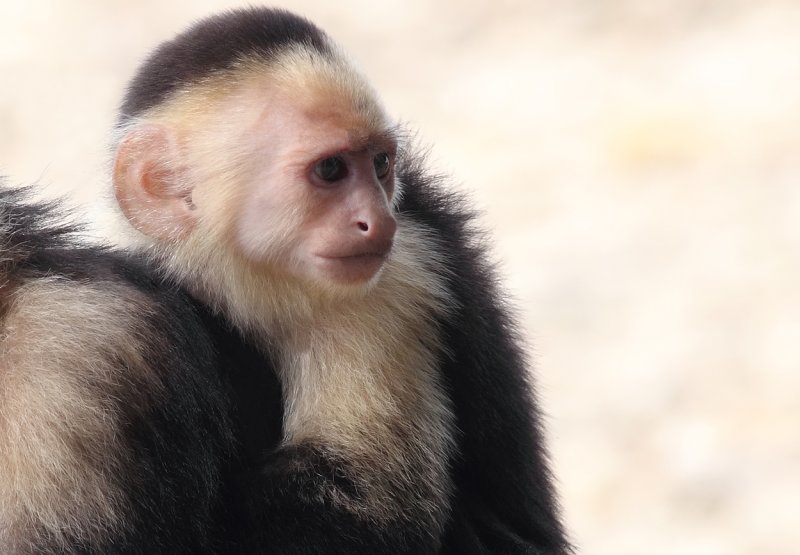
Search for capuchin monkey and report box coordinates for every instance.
[0,7,570,554]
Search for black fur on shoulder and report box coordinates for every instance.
[119,7,331,124]
[396,154,572,553]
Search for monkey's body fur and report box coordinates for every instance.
[0,8,569,554]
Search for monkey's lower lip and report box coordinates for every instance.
[320,251,389,263]
[315,250,390,281]
[319,243,392,261]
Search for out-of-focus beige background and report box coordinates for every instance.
[2,1,798,553]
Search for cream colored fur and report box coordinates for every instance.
[0,279,158,553]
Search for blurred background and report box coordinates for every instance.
[1,1,798,553]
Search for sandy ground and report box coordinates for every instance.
[2,1,798,553]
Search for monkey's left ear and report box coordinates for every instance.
[113,124,196,241]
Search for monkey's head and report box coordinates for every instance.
[112,9,399,292]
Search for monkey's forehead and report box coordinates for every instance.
[204,68,397,156]
[119,7,332,123]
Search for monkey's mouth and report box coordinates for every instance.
[315,246,392,282]
[318,240,393,262]
[318,250,390,267]
[334,250,390,261]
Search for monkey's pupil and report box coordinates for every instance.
[316,157,347,182]
[374,152,390,179]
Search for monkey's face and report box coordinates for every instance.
[114,66,398,290]
[229,89,398,287]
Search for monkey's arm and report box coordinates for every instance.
[438,294,570,555]
[396,169,571,554]
[244,444,439,554]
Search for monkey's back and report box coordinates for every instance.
[0,185,235,552]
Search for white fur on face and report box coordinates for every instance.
[115,45,397,281]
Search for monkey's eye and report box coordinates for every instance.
[374,152,391,179]
[314,156,348,182]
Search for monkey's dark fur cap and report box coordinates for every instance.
[119,8,330,123]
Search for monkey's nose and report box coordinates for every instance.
[357,213,396,235]
[354,213,396,250]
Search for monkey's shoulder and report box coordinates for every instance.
[0,224,212,395]
[397,167,514,327]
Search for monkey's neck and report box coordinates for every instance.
[274,236,452,448]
